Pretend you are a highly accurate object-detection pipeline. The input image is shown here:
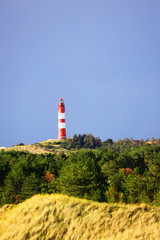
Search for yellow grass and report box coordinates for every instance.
[0,194,160,240]
[4,144,52,154]
[2,140,66,154]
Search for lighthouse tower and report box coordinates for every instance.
[58,97,66,139]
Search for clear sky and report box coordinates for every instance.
[0,0,160,147]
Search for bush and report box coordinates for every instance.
[16,143,24,146]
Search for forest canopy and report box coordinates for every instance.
[1,135,160,206]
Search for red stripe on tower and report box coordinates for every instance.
[58,97,66,139]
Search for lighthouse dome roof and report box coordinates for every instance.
[59,97,64,103]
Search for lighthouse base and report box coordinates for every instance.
[58,136,66,140]
[58,128,66,139]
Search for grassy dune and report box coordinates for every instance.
[2,140,65,154]
[0,194,160,240]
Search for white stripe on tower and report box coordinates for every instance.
[58,122,66,129]
[58,113,65,119]
[58,97,66,139]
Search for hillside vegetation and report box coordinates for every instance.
[3,139,64,154]
[1,135,160,206]
[0,194,160,240]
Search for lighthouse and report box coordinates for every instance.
[58,97,66,139]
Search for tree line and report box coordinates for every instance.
[1,135,160,206]
[60,134,159,151]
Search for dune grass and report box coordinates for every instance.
[3,140,66,154]
[0,194,160,240]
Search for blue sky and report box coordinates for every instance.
[0,0,160,147]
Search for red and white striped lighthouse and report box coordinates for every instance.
[58,97,66,139]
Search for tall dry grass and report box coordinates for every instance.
[0,194,160,240]
[3,140,64,154]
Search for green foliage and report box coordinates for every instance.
[1,137,160,206]
[0,151,58,205]
[3,163,25,204]
[155,191,160,206]
[55,152,102,201]
[16,143,25,146]
[20,173,40,200]
[60,134,102,150]
[124,172,145,203]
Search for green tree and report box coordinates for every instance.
[55,156,102,201]
[3,163,25,203]
[20,173,40,200]
[124,171,147,203]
